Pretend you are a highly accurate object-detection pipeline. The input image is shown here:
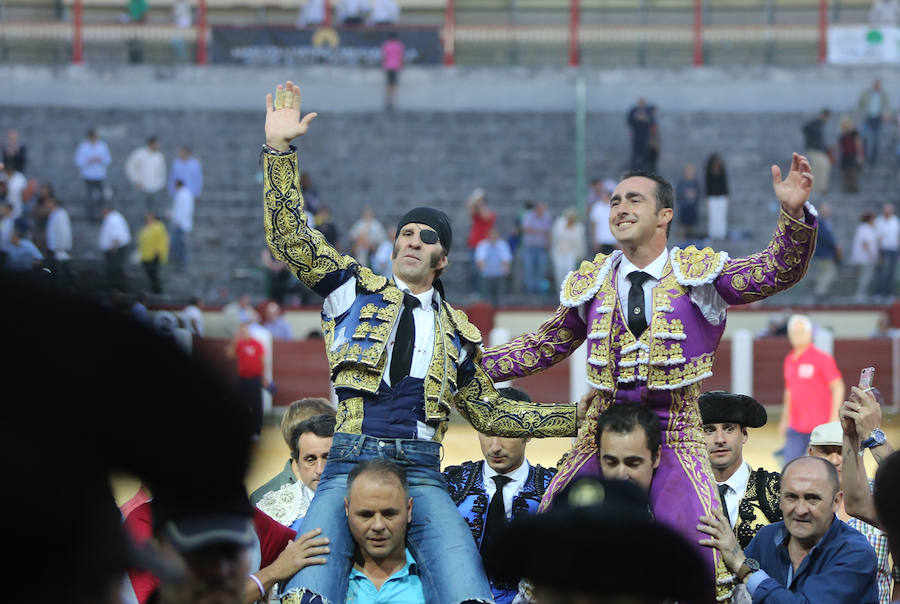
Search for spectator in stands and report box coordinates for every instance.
[521,202,553,295]
[98,204,132,292]
[179,296,204,336]
[595,402,661,494]
[297,0,326,27]
[226,321,269,437]
[852,212,879,302]
[803,108,832,196]
[466,187,496,291]
[74,128,112,221]
[859,79,891,165]
[337,0,368,25]
[475,226,513,307]
[168,178,194,273]
[382,32,405,111]
[700,391,781,549]
[300,171,320,215]
[805,420,893,603]
[371,226,396,278]
[0,200,12,250]
[870,0,900,25]
[251,397,336,507]
[30,182,53,252]
[2,128,26,174]
[627,97,656,171]
[698,456,878,603]
[840,116,865,192]
[262,248,293,305]
[257,414,336,531]
[137,211,169,294]
[588,178,617,255]
[44,195,72,288]
[168,146,202,199]
[344,460,424,603]
[813,204,842,298]
[128,0,149,23]
[676,162,701,241]
[314,203,338,247]
[1,160,27,219]
[223,294,261,335]
[126,136,167,212]
[875,203,900,300]
[348,205,387,269]
[705,153,729,241]
[442,387,557,604]
[263,301,294,341]
[779,314,844,463]
[371,0,399,25]
[3,217,43,272]
[550,207,586,288]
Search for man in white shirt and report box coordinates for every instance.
[169,179,194,272]
[874,203,900,300]
[98,205,132,292]
[371,0,399,25]
[1,162,27,219]
[588,178,617,255]
[45,196,73,288]
[700,391,782,549]
[125,136,166,212]
[74,129,111,220]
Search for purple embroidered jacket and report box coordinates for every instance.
[481,206,817,596]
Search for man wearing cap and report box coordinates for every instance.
[443,387,557,604]
[807,420,894,604]
[262,80,584,604]
[481,154,818,597]
[700,391,782,549]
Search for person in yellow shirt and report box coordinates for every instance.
[138,210,169,293]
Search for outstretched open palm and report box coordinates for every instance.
[265,81,317,151]
[772,152,813,219]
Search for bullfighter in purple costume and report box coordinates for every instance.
[481,154,817,601]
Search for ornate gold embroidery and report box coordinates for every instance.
[447,306,482,345]
[335,396,365,434]
[357,266,388,292]
[333,366,382,393]
[672,245,721,282]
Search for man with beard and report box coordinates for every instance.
[700,391,781,549]
[262,80,586,604]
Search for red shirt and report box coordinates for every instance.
[783,345,842,433]
[467,210,496,249]
[236,337,264,378]
[124,502,296,604]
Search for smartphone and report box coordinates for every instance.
[859,367,875,389]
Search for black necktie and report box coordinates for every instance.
[718,483,730,520]
[627,271,652,336]
[389,292,419,386]
[480,475,512,555]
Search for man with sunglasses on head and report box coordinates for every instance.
[261,81,587,604]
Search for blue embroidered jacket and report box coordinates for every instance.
[262,148,577,441]
[442,460,556,604]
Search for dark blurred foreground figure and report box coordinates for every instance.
[484,477,708,604]
[1,269,254,604]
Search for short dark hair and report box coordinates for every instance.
[347,459,408,497]
[782,455,840,498]
[289,414,335,461]
[874,451,900,537]
[595,403,661,461]
[620,169,675,236]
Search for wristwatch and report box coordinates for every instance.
[736,558,760,583]
[861,428,887,450]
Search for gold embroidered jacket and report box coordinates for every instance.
[263,149,576,441]
[735,467,782,549]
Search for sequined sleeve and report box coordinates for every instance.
[262,149,356,297]
[455,346,577,438]
[480,305,587,381]
[715,205,818,304]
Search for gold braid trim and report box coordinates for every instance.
[263,151,355,289]
[454,348,576,438]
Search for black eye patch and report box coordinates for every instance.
[419,229,439,245]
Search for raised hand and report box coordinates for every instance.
[265,80,318,152]
[772,152,813,219]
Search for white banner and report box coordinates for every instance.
[828,25,900,64]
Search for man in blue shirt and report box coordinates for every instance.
[345,459,423,604]
[698,455,878,603]
[168,146,203,199]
